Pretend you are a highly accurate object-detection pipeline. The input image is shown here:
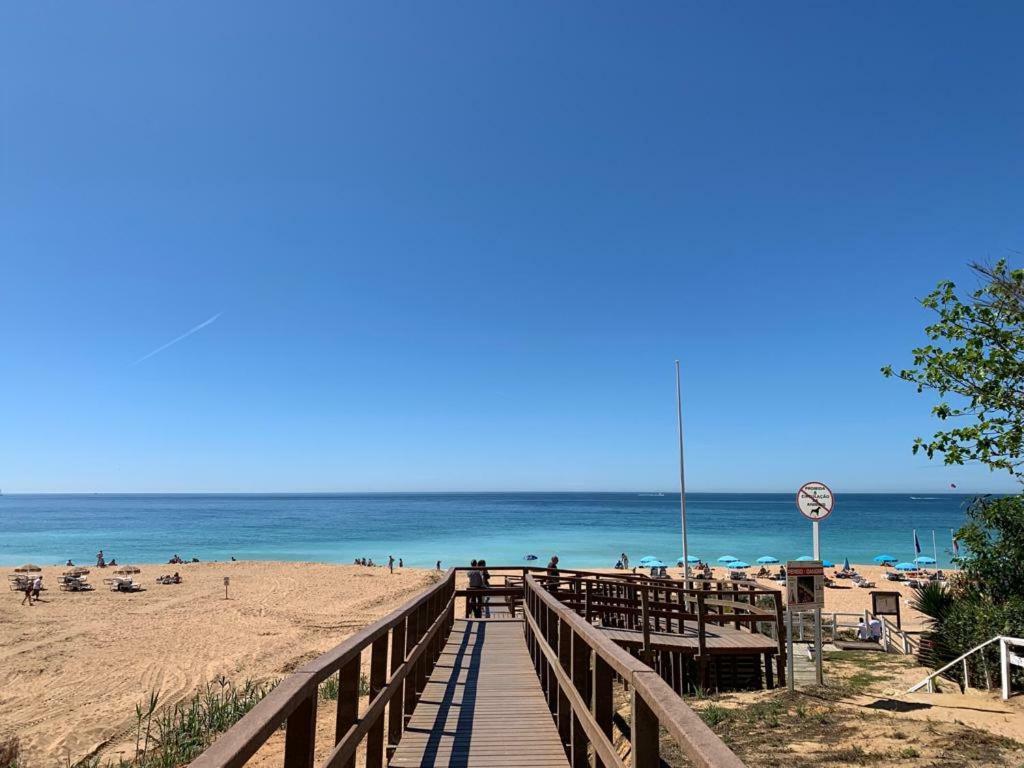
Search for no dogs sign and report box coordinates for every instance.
[796,481,834,521]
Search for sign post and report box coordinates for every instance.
[796,482,833,686]
[224,576,230,600]
[787,559,825,687]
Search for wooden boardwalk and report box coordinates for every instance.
[598,624,778,654]
[390,619,569,768]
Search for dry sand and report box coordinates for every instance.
[0,561,436,766]
[0,560,945,766]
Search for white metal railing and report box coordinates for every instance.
[907,635,1024,699]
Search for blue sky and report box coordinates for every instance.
[2,2,1022,493]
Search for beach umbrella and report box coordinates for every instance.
[114,566,141,575]
[645,560,666,568]
[822,560,835,568]
[915,556,936,565]
[14,564,42,572]
[756,556,779,564]
[638,555,660,565]
[873,554,897,564]
[677,556,701,565]
[795,555,815,561]
[729,561,750,569]
[717,555,738,563]
[894,562,917,571]
[843,557,851,572]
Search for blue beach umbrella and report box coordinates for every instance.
[677,556,701,564]
[756,556,779,564]
[796,555,815,561]
[646,560,666,568]
[729,561,750,569]
[822,560,835,568]
[717,555,738,563]
[874,554,897,564]
[638,555,660,565]
[915,556,937,565]
[894,562,918,571]
[843,557,851,571]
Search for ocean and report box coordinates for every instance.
[0,492,975,569]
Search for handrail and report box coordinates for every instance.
[189,569,457,768]
[524,573,747,768]
[907,635,1002,693]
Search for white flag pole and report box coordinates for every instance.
[675,360,689,588]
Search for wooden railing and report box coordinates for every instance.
[523,574,747,768]
[189,570,456,768]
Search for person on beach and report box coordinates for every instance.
[97,550,106,568]
[21,581,33,606]
[31,576,42,601]
[621,553,629,570]
[388,555,395,574]
[66,559,74,567]
[398,558,403,568]
[436,560,441,571]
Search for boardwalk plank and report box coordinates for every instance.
[390,619,569,768]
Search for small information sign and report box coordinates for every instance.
[786,560,824,611]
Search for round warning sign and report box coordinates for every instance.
[796,481,834,521]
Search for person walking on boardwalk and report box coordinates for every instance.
[467,559,485,618]
[546,555,560,593]
[478,559,492,618]
[388,555,394,574]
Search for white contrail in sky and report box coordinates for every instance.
[132,312,223,365]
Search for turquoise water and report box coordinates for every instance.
[0,492,972,568]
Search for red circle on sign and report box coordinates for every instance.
[796,481,834,521]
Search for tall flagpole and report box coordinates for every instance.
[675,360,688,587]
[932,530,938,567]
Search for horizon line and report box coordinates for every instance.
[0,488,993,496]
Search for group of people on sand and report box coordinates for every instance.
[20,575,43,606]
[351,556,407,573]
[95,550,118,568]
[156,572,182,585]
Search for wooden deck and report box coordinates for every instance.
[390,619,569,768]
[598,624,778,655]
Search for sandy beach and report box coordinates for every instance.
[0,560,935,766]
[0,561,437,766]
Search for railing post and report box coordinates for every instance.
[592,653,613,768]
[571,632,590,768]
[640,586,652,663]
[1001,638,1011,700]
[630,680,659,768]
[387,619,407,760]
[335,656,360,768]
[284,689,317,768]
[557,619,572,750]
[364,635,389,768]
[404,606,420,721]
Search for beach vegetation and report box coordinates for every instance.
[911,494,1024,685]
[318,672,369,701]
[0,736,20,768]
[78,678,274,768]
[886,262,1024,684]
[882,260,1024,476]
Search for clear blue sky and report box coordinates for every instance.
[2,3,1022,493]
